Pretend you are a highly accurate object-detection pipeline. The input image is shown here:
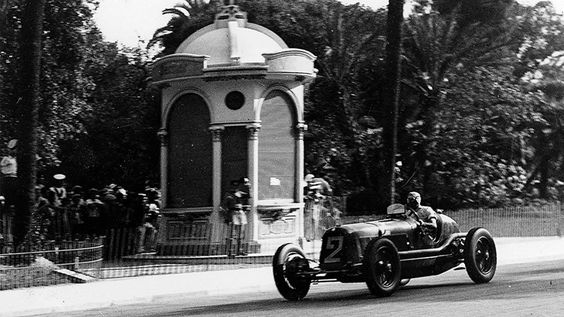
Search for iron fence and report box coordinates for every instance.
[444,202,563,237]
[0,238,103,290]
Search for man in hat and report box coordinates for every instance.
[405,191,437,247]
[49,174,67,208]
[303,173,333,240]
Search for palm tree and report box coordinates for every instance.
[148,0,217,57]
[400,2,522,197]
[315,2,385,141]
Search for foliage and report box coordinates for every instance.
[2,0,564,216]
[0,0,161,190]
[398,67,548,207]
[58,44,161,190]
[148,0,564,211]
[383,0,564,208]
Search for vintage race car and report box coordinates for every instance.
[272,204,497,300]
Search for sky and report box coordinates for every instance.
[94,0,563,48]
[94,0,385,47]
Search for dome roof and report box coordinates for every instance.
[175,5,288,67]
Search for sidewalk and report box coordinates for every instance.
[1,237,563,317]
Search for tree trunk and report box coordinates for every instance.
[380,0,404,208]
[0,0,10,32]
[13,0,45,246]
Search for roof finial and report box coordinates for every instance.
[215,0,247,27]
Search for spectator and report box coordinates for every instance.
[144,202,160,251]
[84,188,106,236]
[237,177,251,207]
[0,195,6,250]
[49,174,67,208]
[221,181,239,224]
[67,192,86,238]
[111,185,129,227]
[135,193,159,253]
[221,179,250,256]
[234,177,250,255]
[0,139,18,207]
[146,187,161,209]
[36,185,55,240]
[303,174,333,241]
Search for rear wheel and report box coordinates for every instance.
[363,238,402,297]
[272,243,311,301]
[464,228,497,283]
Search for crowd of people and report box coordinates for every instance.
[26,174,161,253]
[1,137,345,255]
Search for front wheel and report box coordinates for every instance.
[272,243,311,301]
[363,238,402,297]
[464,228,497,283]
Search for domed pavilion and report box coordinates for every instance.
[150,3,317,255]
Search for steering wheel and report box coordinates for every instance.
[406,207,422,224]
[407,207,434,237]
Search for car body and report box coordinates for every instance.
[272,204,497,300]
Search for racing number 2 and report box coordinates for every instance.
[324,236,344,263]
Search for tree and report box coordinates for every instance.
[0,0,10,31]
[407,66,547,207]
[149,0,217,58]
[399,0,527,198]
[380,0,404,207]
[514,2,564,197]
[1,0,161,193]
[14,0,45,245]
[62,45,161,190]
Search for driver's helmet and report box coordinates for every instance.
[407,191,421,205]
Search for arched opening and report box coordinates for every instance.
[222,126,249,195]
[258,90,296,201]
[167,93,213,208]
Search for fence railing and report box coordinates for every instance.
[0,238,103,290]
[0,203,562,290]
[444,203,563,237]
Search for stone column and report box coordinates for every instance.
[210,126,224,243]
[157,129,168,208]
[295,123,307,239]
[156,129,169,248]
[247,123,261,241]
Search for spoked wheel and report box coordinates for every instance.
[272,243,311,301]
[464,228,497,284]
[363,238,402,297]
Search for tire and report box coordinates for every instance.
[272,243,311,301]
[464,228,497,284]
[363,238,402,297]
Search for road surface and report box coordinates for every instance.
[32,259,564,317]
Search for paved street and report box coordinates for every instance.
[30,259,564,317]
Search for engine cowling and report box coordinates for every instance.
[319,218,415,269]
